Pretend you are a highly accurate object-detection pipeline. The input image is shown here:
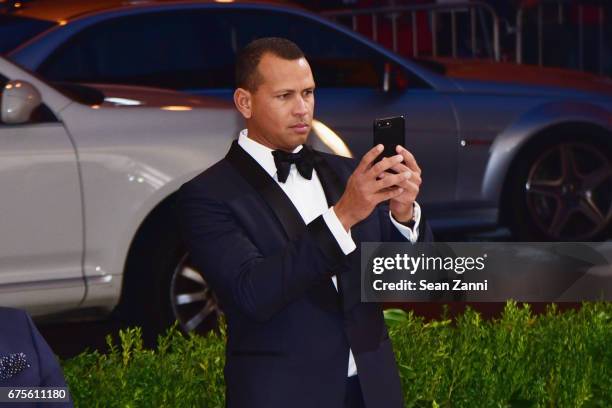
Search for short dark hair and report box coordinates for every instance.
[235,37,305,91]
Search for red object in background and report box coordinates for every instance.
[570,3,604,25]
[519,0,541,8]
[348,0,433,57]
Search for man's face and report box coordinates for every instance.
[239,53,315,152]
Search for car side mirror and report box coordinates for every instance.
[1,80,42,124]
[382,62,410,93]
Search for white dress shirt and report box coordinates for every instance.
[237,129,421,377]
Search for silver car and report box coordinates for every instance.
[0,56,240,334]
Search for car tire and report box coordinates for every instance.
[507,132,612,241]
[118,216,222,344]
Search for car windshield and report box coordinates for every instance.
[0,15,56,54]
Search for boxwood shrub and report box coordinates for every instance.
[62,301,611,407]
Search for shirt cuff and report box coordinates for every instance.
[389,201,421,243]
[323,207,357,255]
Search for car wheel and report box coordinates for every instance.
[119,218,222,343]
[509,136,612,241]
[168,252,222,335]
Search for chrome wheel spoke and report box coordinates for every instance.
[170,256,221,334]
[579,197,605,225]
[559,144,579,180]
[547,204,572,237]
[175,290,208,305]
[183,300,218,332]
[180,266,205,285]
[203,298,220,316]
[526,179,562,198]
[184,309,208,332]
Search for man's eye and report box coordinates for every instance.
[304,90,313,96]
[277,94,288,99]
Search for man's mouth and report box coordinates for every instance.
[290,123,310,133]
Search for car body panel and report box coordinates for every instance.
[56,97,241,312]
[0,60,83,315]
[425,57,612,96]
[482,99,612,204]
[0,55,242,315]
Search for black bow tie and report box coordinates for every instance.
[272,146,315,183]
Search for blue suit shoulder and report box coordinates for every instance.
[178,159,238,202]
[0,306,28,322]
[0,307,32,344]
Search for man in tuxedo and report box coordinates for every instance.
[0,307,72,407]
[178,37,433,408]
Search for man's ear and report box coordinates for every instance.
[233,88,252,119]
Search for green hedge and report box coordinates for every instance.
[62,301,611,407]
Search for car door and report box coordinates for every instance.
[0,67,84,315]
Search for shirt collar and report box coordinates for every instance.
[237,129,303,179]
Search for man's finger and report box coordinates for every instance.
[396,145,421,174]
[368,154,403,178]
[390,181,419,202]
[384,162,411,177]
[374,186,404,203]
[376,171,411,191]
[357,144,384,173]
[393,171,421,187]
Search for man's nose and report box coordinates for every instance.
[293,96,308,116]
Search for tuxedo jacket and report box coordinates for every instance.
[177,141,434,408]
[0,307,72,408]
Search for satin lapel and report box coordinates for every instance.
[226,141,305,240]
[311,152,344,207]
[311,152,360,312]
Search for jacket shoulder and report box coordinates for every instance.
[0,308,35,355]
[177,159,236,200]
[0,307,28,326]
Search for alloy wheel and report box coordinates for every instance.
[170,253,222,334]
[524,142,612,240]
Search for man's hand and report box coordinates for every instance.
[334,144,412,231]
[380,145,422,223]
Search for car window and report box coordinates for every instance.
[0,16,56,54]
[39,11,233,89]
[227,10,428,89]
[39,8,428,90]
